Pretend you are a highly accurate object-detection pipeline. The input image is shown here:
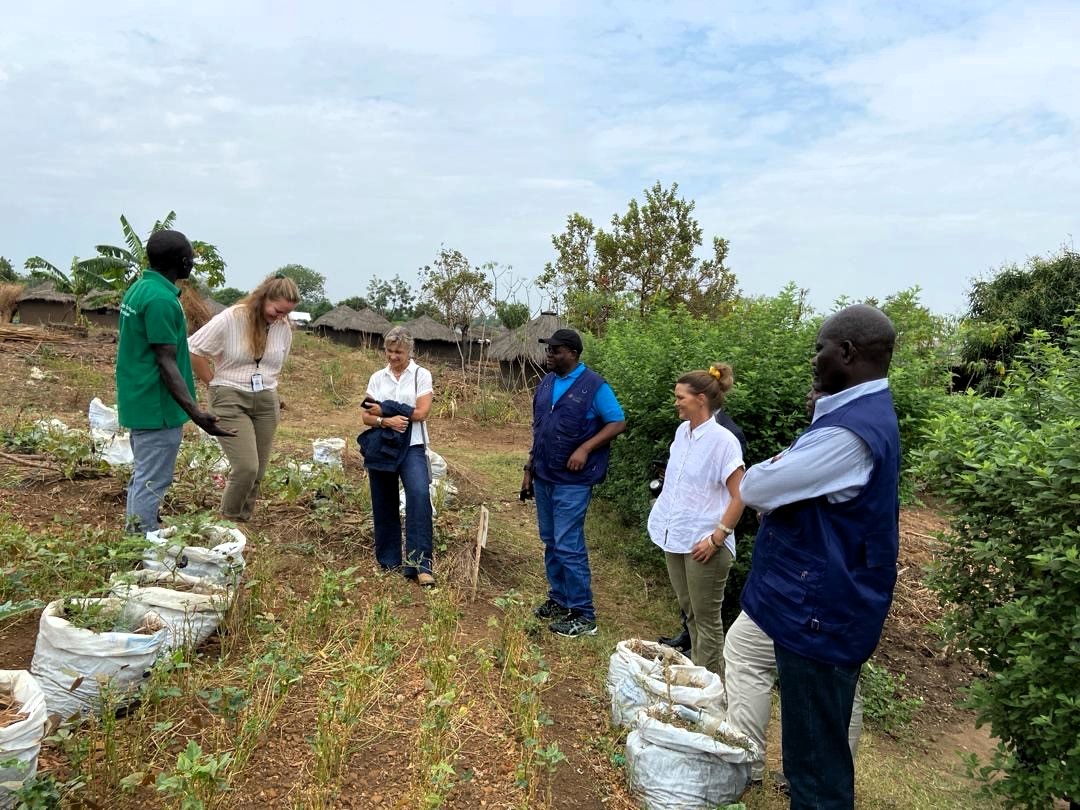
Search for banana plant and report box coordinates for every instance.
[96,211,226,291]
[23,254,127,322]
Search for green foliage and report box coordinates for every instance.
[495,301,530,330]
[95,212,227,290]
[309,298,333,320]
[155,741,232,809]
[276,263,326,310]
[366,274,417,320]
[419,247,494,334]
[860,661,923,731]
[211,286,247,306]
[0,255,17,282]
[538,181,738,333]
[917,321,1080,808]
[960,247,1080,391]
[338,295,369,310]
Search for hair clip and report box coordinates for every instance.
[275,271,286,279]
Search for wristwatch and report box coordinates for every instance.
[377,417,384,428]
[523,463,532,472]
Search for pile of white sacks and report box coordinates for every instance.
[0,522,245,803]
[607,639,758,810]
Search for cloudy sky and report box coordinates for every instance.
[2,1,1077,316]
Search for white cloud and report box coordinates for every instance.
[0,1,1075,314]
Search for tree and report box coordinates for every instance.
[309,299,334,320]
[212,287,247,306]
[366,275,417,320]
[23,254,126,322]
[495,301,530,330]
[919,323,1080,807]
[276,264,326,311]
[418,248,493,334]
[539,182,739,333]
[95,212,228,291]
[960,247,1080,390]
[337,295,369,311]
[0,256,17,283]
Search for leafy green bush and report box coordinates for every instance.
[589,286,953,615]
[917,322,1080,807]
[860,661,923,731]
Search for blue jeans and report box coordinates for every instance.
[126,426,184,533]
[367,445,433,576]
[533,478,594,621]
[775,642,862,809]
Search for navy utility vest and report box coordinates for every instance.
[531,367,611,487]
[740,388,900,667]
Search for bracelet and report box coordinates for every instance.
[708,534,721,550]
[523,464,532,472]
[716,522,733,536]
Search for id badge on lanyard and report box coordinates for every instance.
[251,373,264,392]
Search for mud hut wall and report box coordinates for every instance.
[16,300,76,325]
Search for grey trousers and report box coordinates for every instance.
[665,546,733,677]
[210,386,280,521]
[723,611,864,780]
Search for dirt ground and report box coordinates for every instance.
[0,326,999,806]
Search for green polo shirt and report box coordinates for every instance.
[115,269,195,429]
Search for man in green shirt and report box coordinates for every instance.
[116,230,234,533]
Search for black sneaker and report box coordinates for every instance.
[533,598,570,620]
[549,611,598,637]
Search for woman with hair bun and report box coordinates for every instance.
[647,363,745,676]
[188,272,300,521]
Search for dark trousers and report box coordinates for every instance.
[775,642,862,810]
[367,445,433,575]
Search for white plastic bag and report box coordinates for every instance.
[0,670,47,807]
[87,398,134,466]
[109,569,232,651]
[625,708,755,810]
[612,663,726,729]
[87,398,120,434]
[29,599,167,724]
[312,438,346,467]
[607,639,692,698]
[142,525,246,588]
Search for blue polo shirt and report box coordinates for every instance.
[552,363,624,422]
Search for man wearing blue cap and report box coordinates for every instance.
[521,328,626,637]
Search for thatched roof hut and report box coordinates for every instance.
[489,312,567,387]
[79,289,121,329]
[395,315,461,362]
[16,285,76,325]
[312,305,392,348]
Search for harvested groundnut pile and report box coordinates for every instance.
[0,684,29,727]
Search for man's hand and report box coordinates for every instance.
[566,447,589,471]
[192,409,236,438]
[520,469,534,501]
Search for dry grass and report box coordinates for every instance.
[0,283,23,324]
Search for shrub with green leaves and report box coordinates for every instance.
[918,322,1080,808]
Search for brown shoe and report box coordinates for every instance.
[417,572,436,588]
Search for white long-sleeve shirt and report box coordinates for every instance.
[740,379,889,513]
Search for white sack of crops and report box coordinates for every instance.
[142,524,246,589]
[0,670,48,808]
[29,598,167,724]
[86,398,134,466]
[109,569,231,651]
[312,437,346,467]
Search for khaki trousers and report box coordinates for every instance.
[665,546,733,677]
[723,610,864,780]
[209,386,280,521]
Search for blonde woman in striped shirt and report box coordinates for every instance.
[188,273,300,521]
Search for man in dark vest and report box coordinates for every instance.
[521,328,626,637]
[737,304,900,809]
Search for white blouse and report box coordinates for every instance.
[365,360,434,447]
[647,418,744,557]
[188,305,293,392]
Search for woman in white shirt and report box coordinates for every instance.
[188,273,299,521]
[360,326,436,586]
[647,363,745,676]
